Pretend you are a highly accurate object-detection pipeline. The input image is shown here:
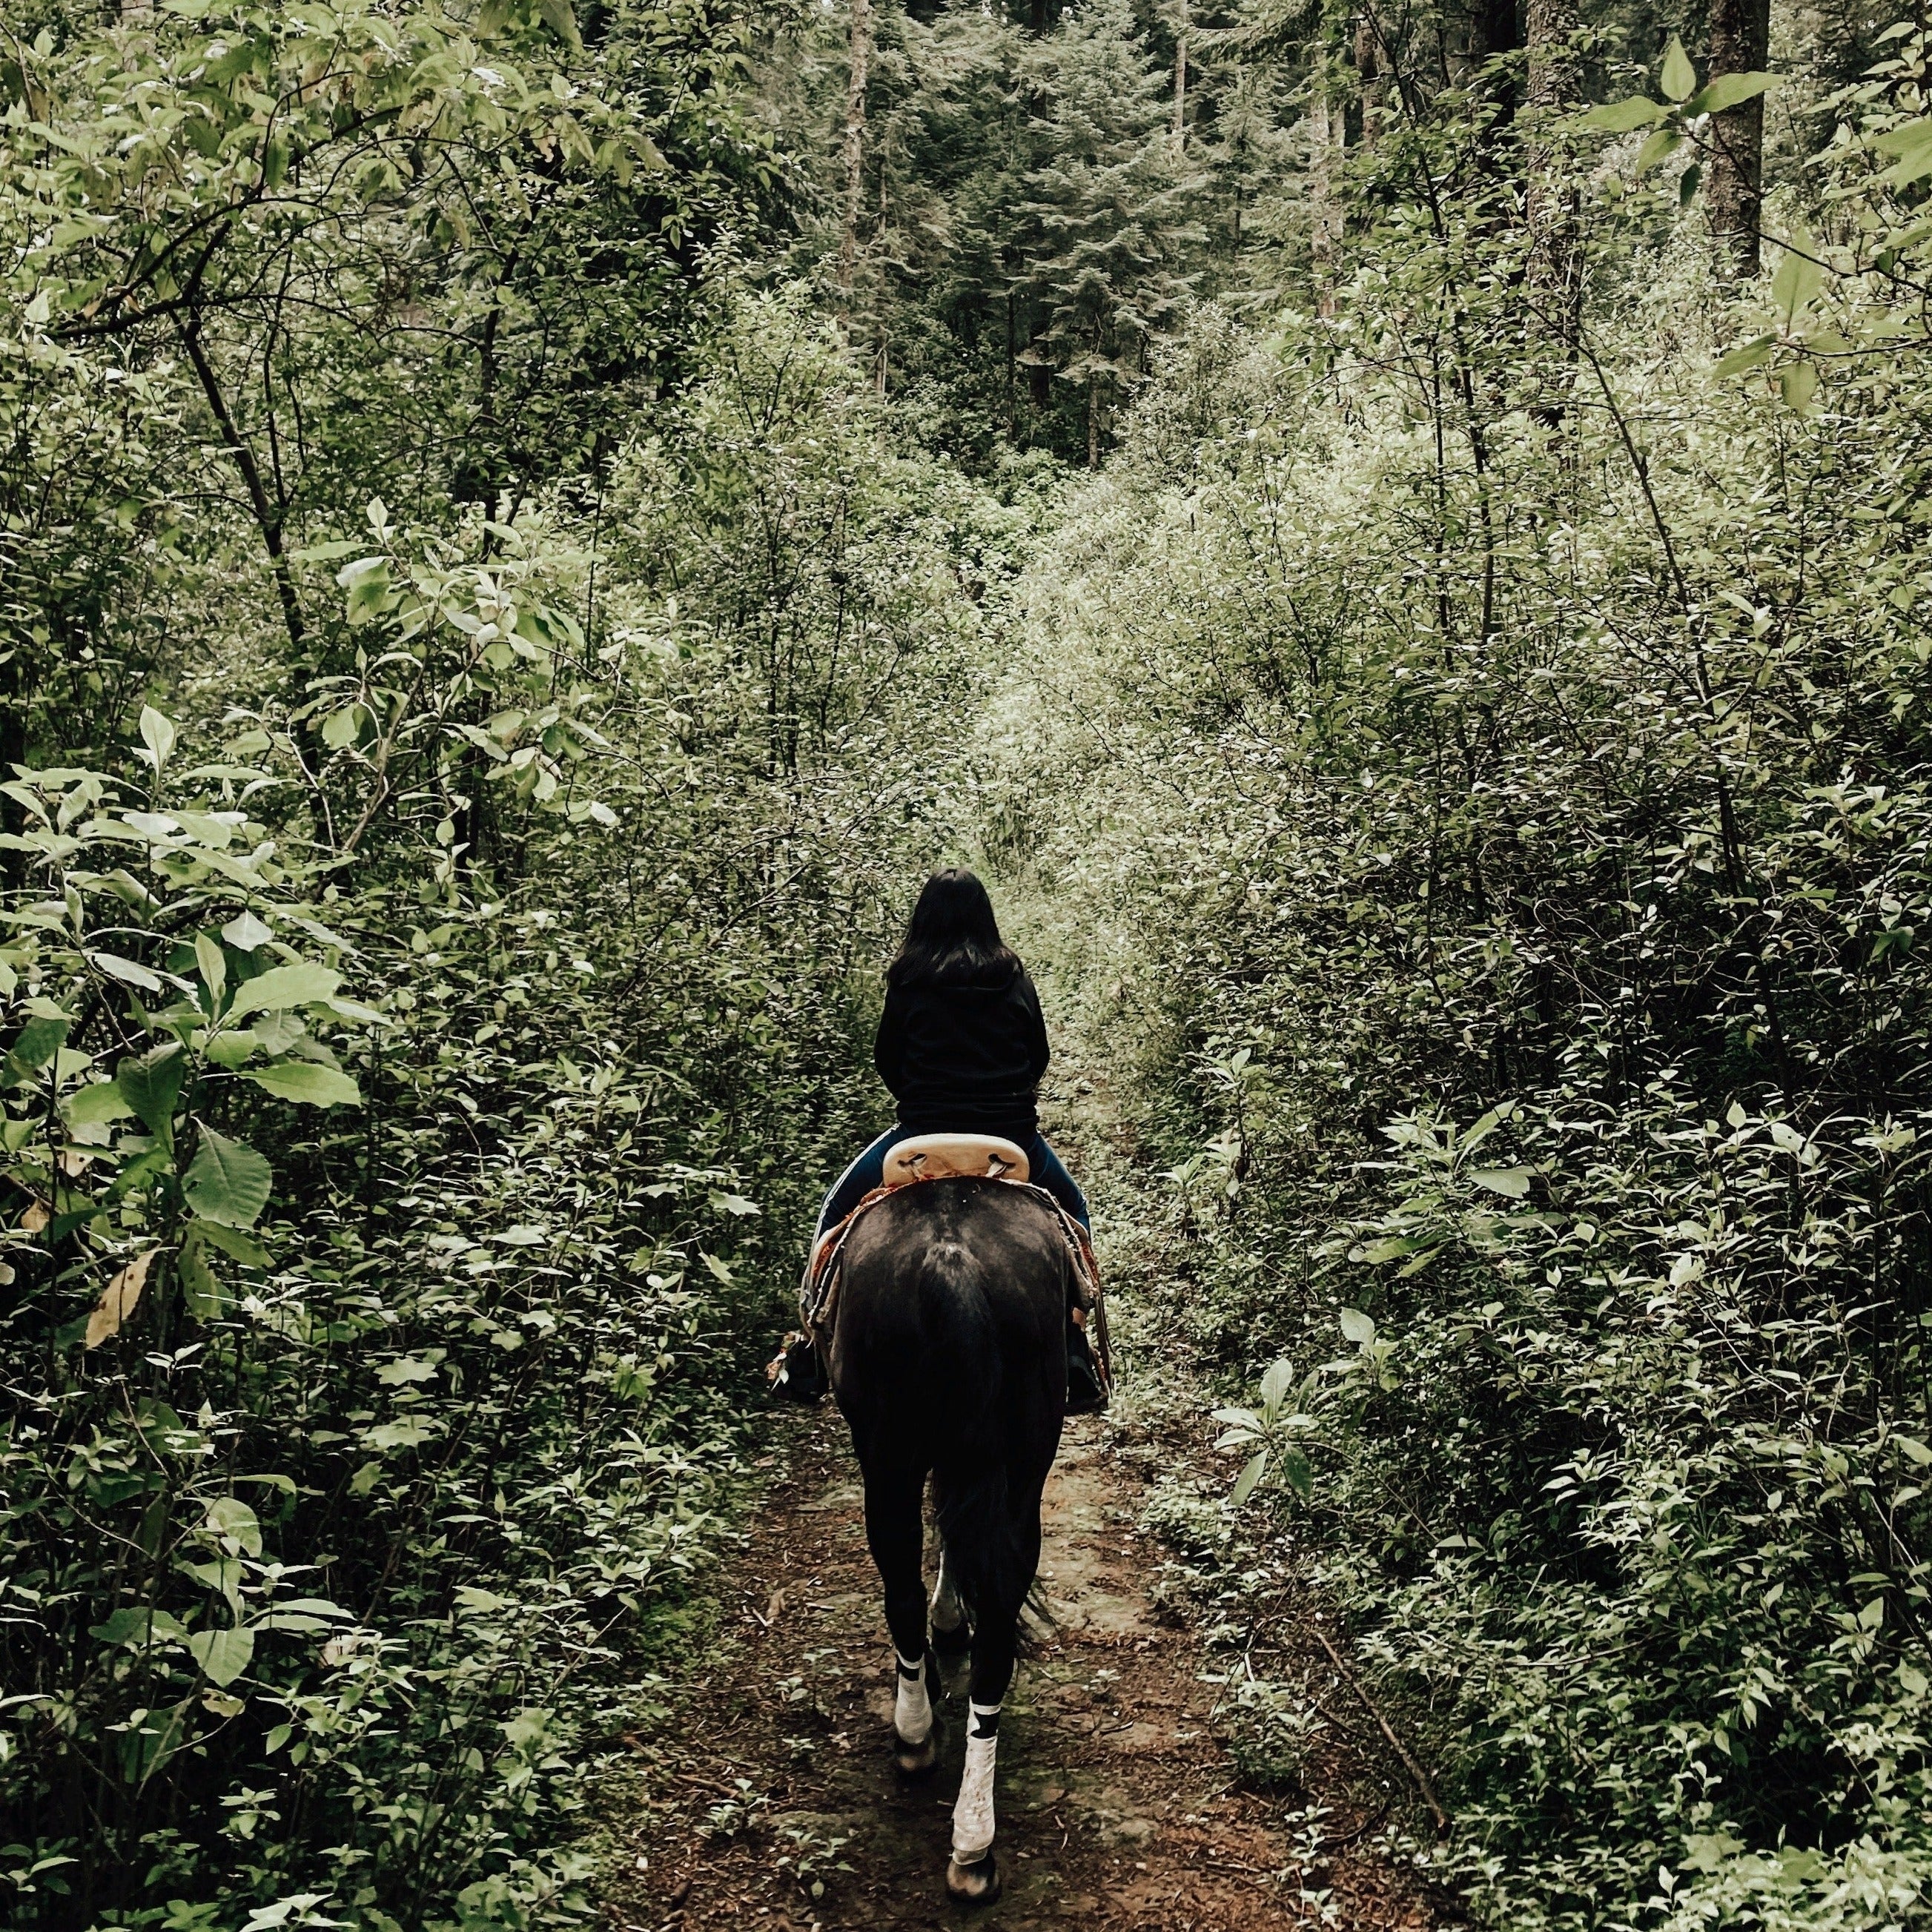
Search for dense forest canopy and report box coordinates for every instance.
[7,0,1932,1928]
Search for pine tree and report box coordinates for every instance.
[1016,0,1209,463]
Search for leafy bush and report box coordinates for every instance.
[986,55,1932,1928]
[0,264,1000,1928]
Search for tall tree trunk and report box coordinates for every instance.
[1355,10,1386,149]
[838,0,872,304]
[1307,56,1341,320]
[1027,312,1051,409]
[1468,0,1521,128]
[875,158,890,389]
[1524,0,1581,379]
[1005,289,1017,433]
[1705,0,1770,275]
[1087,370,1100,469]
[1172,0,1188,147]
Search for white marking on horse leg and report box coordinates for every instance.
[951,1701,1000,1862]
[930,1552,966,1635]
[894,1651,933,1744]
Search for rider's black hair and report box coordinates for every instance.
[887,868,1022,990]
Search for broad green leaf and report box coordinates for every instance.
[1661,36,1696,102]
[117,1044,189,1146]
[194,933,226,1005]
[1354,1235,1429,1263]
[92,950,163,991]
[227,963,342,1019]
[243,1062,362,1108]
[139,707,177,772]
[1713,336,1776,376]
[1260,1359,1294,1411]
[1470,1167,1533,1197]
[1339,1308,1377,1346]
[1280,1445,1314,1502]
[374,1353,441,1385]
[1781,360,1819,408]
[1231,1450,1268,1506]
[180,1557,245,1612]
[1771,233,1824,320]
[205,1031,259,1070]
[1687,71,1776,116]
[205,1497,262,1557]
[222,910,274,952]
[362,1416,439,1452]
[1634,125,1684,174]
[196,1223,271,1267]
[335,558,390,628]
[1882,145,1932,188]
[122,1699,193,1787]
[1872,115,1932,158]
[187,1624,255,1687]
[537,0,583,50]
[3,1014,70,1090]
[92,1607,188,1647]
[64,1079,134,1129]
[180,1236,225,1320]
[1581,96,1666,132]
[184,1125,272,1228]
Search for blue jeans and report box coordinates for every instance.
[815,1129,1090,1241]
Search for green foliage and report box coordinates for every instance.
[981,25,1932,1919]
[0,6,999,1905]
[24,0,1932,1925]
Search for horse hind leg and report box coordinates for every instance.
[862,1464,939,1778]
[945,1484,1043,1905]
[945,1612,1017,1902]
[945,1697,1004,1904]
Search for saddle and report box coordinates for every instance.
[882,1132,1030,1186]
[769,1134,1110,1399]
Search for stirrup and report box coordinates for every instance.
[767,1331,826,1403]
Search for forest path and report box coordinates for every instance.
[609,1400,1435,1931]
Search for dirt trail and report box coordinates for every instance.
[611,1403,1437,1932]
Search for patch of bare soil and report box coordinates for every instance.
[605,1403,1440,1932]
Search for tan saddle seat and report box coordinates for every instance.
[883,1132,1031,1186]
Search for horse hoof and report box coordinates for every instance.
[893,1728,939,1778]
[931,1618,971,1657]
[946,1851,1000,1905]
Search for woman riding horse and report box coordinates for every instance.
[813,870,1101,1904]
[814,869,1105,1412]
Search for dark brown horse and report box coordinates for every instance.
[827,1178,1070,1904]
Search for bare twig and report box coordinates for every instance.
[1310,1627,1448,1835]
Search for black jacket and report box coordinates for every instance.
[873,965,1051,1142]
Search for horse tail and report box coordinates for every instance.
[919,1238,1026,1623]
